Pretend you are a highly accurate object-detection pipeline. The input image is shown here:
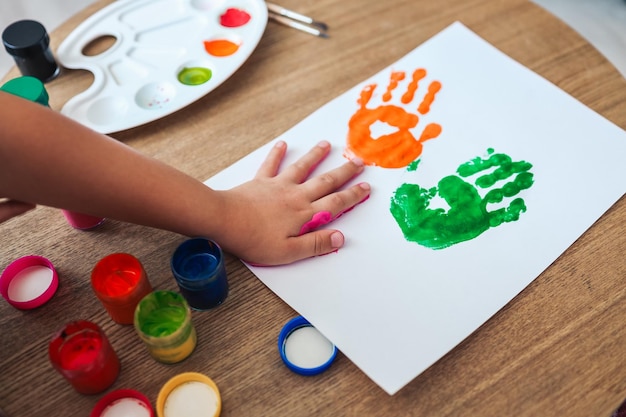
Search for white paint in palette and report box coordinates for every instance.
[284,326,335,368]
[164,381,219,417]
[100,398,151,417]
[7,265,53,302]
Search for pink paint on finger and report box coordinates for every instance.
[300,192,371,235]
[246,211,338,265]
[246,195,371,267]
[299,211,333,235]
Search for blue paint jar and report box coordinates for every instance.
[171,238,229,310]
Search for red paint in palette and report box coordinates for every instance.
[220,8,251,27]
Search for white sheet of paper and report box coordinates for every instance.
[206,22,626,395]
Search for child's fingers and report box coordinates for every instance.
[284,229,346,264]
[255,140,287,178]
[305,182,371,229]
[302,158,365,201]
[280,141,331,183]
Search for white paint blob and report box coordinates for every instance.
[101,398,151,417]
[7,265,54,302]
[284,326,335,369]
[164,381,219,417]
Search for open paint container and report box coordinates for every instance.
[0,255,59,309]
[156,372,221,417]
[91,389,154,417]
[278,316,338,376]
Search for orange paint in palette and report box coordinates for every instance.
[204,39,240,57]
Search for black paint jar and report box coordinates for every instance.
[2,20,59,82]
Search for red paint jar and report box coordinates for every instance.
[91,253,153,325]
[48,320,120,395]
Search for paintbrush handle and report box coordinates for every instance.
[268,12,329,38]
[266,2,329,30]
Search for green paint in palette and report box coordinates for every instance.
[177,67,212,86]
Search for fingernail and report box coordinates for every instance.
[351,157,364,167]
[359,182,371,191]
[330,231,344,248]
[274,140,286,149]
[317,140,331,149]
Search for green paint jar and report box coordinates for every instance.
[134,290,197,364]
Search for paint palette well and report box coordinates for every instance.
[57,0,267,134]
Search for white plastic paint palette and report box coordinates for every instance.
[57,0,268,134]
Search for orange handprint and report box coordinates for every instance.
[345,69,442,168]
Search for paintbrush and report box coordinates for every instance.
[266,2,329,38]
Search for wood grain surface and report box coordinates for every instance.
[1,0,625,416]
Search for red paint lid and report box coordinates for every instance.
[91,389,154,417]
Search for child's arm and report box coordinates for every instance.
[0,92,370,265]
[0,199,35,222]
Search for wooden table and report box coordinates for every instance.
[1,0,625,415]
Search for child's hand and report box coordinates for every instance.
[0,199,36,223]
[215,140,370,266]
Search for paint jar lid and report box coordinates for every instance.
[156,372,221,417]
[0,76,49,106]
[0,255,59,309]
[91,389,154,417]
[2,20,50,58]
[278,316,338,376]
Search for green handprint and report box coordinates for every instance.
[390,149,534,249]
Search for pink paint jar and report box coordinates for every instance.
[62,210,106,230]
[0,76,105,230]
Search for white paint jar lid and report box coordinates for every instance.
[278,316,338,376]
[0,255,59,309]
